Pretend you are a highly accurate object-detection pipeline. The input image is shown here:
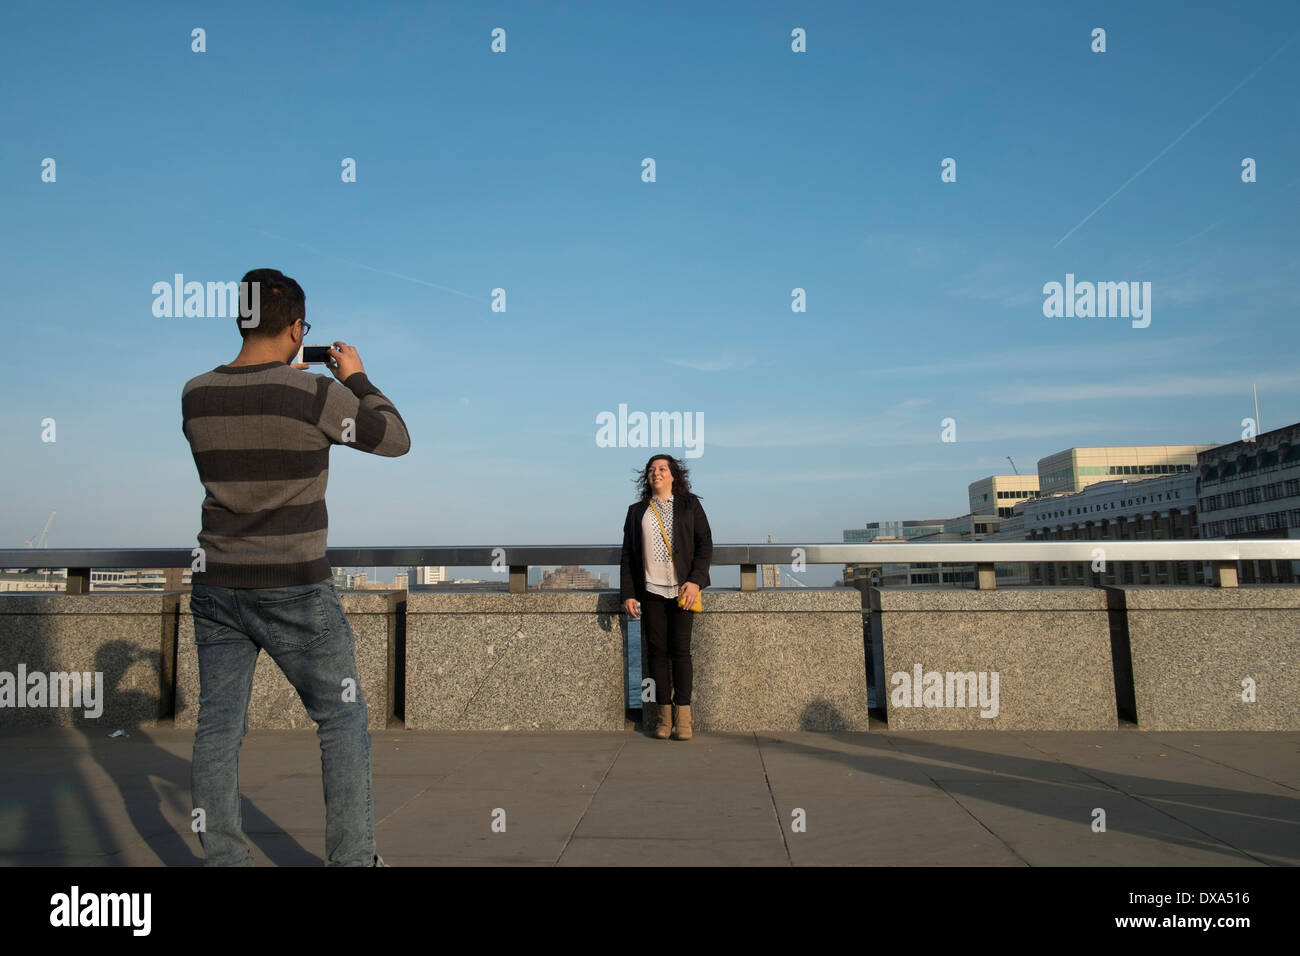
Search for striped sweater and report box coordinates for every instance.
[181,360,410,588]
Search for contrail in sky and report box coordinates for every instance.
[253,228,485,301]
[1054,30,1300,248]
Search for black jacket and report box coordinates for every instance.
[620,493,712,603]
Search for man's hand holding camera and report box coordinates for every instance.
[292,341,366,382]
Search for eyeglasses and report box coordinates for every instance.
[299,319,311,337]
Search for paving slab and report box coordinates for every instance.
[434,748,620,794]
[878,735,1099,784]
[572,776,779,841]
[774,792,1026,866]
[376,787,593,862]
[1143,732,1300,789]
[1054,751,1292,796]
[238,772,445,834]
[1137,793,1300,866]
[939,780,1264,866]
[758,736,945,796]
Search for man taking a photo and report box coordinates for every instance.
[181,267,410,866]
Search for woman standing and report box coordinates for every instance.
[620,454,712,740]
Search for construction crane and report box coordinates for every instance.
[18,511,55,579]
[25,511,55,549]
[1006,456,1019,475]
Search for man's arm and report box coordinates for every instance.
[313,371,410,457]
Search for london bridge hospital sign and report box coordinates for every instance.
[1031,488,1184,524]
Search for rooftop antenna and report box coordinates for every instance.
[1253,383,1261,437]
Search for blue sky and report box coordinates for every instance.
[2,1,1298,587]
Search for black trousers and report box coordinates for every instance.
[640,591,694,706]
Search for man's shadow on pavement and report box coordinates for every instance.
[78,640,321,865]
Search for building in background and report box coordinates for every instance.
[539,565,610,589]
[333,568,428,589]
[44,569,195,591]
[968,474,1041,520]
[890,513,1008,586]
[410,566,447,585]
[843,520,948,543]
[332,568,367,589]
[841,519,956,591]
[1036,445,1208,495]
[0,566,304,592]
[844,447,1212,590]
[1196,421,1300,583]
[888,530,980,586]
[977,445,1208,586]
[942,513,996,537]
[1016,471,1203,586]
[0,571,64,592]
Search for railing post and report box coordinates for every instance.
[66,568,90,594]
[1213,560,1239,588]
[509,565,528,594]
[740,564,757,592]
[976,562,997,590]
[163,568,184,590]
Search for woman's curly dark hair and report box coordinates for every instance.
[633,454,695,502]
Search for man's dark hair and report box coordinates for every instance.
[238,268,305,339]
[634,454,695,502]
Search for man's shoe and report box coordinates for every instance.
[671,704,692,740]
[653,704,673,739]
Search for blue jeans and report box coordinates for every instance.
[188,579,375,866]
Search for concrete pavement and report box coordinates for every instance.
[1,726,1296,866]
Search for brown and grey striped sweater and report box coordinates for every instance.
[181,360,410,588]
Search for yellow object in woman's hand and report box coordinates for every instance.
[678,583,702,613]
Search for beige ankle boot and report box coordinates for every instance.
[671,704,692,740]
[653,704,673,739]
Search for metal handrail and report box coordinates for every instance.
[2,540,1297,592]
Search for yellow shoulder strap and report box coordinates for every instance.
[647,499,673,559]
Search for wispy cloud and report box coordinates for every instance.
[253,229,485,301]
[713,456,1017,484]
[946,260,1040,308]
[709,418,1115,449]
[1155,255,1300,306]
[888,397,931,411]
[991,371,1300,404]
[856,242,1042,307]
[857,234,948,270]
[1131,179,1300,274]
[665,353,757,372]
[866,335,1227,379]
